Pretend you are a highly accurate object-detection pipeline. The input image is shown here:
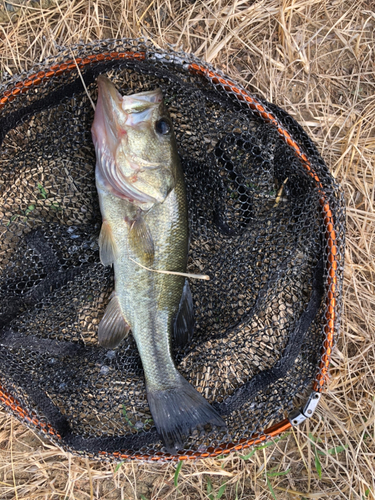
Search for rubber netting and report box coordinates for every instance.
[0,39,345,461]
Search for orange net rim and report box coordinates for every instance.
[0,49,338,461]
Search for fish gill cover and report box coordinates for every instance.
[0,38,345,461]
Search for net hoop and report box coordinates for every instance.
[0,42,341,461]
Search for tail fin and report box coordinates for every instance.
[147,376,226,454]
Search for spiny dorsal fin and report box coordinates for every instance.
[128,215,154,265]
[98,293,131,348]
[173,279,195,348]
[98,220,118,266]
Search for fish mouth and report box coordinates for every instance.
[121,89,163,127]
[92,76,166,205]
[96,75,163,127]
[95,75,125,132]
[121,88,163,112]
[93,75,163,138]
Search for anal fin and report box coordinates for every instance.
[99,220,117,266]
[173,279,194,348]
[98,293,131,348]
[129,215,154,265]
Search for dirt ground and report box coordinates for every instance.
[0,1,374,499]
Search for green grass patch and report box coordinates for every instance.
[174,460,183,487]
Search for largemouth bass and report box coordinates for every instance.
[91,75,225,453]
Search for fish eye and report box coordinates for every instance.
[155,118,171,135]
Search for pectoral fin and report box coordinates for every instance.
[98,293,131,348]
[99,220,117,266]
[129,215,154,265]
[173,279,195,348]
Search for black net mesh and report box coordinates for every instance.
[0,39,345,461]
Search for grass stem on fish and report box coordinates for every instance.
[129,257,210,280]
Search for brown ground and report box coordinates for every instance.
[0,1,374,499]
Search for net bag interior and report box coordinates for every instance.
[0,39,345,461]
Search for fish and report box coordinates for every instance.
[91,75,226,453]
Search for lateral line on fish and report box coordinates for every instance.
[129,258,210,280]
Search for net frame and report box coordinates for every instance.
[0,38,344,462]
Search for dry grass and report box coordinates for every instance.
[0,0,374,499]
